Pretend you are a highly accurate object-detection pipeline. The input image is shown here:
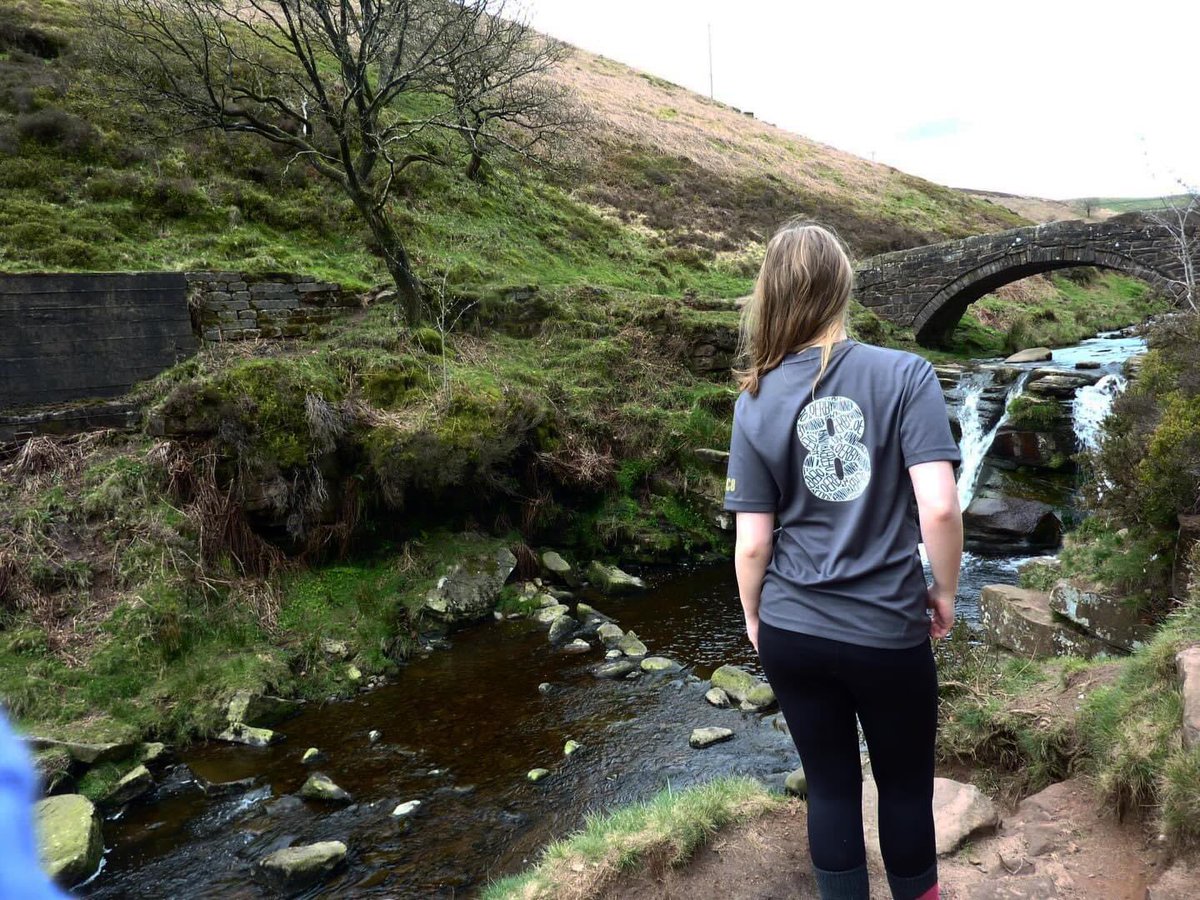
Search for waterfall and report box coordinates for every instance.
[955,371,1030,510]
[1072,373,1128,452]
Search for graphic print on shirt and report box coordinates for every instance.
[795,396,872,502]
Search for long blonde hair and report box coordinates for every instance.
[735,220,854,397]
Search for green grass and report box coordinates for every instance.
[482,776,782,900]
[1078,594,1200,836]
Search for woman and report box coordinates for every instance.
[724,221,962,900]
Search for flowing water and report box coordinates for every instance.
[81,332,1147,898]
[1073,374,1129,452]
[955,371,1030,510]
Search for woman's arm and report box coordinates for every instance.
[734,511,776,651]
[909,460,962,639]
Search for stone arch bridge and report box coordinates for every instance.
[855,214,1192,345]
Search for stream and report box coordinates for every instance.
[81,332,1146,899]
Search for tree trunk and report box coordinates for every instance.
[465,149,485,182]
[359,200,423,324]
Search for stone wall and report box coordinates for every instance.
[0,272,194,412]
[187,272,357,342]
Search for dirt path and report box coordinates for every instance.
[600,777,1193,899]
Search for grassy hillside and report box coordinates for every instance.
[0,0,1024,300]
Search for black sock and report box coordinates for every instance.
[886,862,937,900]
[813,863,870,900]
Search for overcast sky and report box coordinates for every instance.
[527,0,1199,200]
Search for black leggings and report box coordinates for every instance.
[757,619,938,889]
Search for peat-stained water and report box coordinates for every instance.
[85,566,797,898]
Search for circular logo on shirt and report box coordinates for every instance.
[795,396,872,502]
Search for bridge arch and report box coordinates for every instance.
[911,245,1177,345]
[853,215,1190,347]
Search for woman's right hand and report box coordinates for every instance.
[927,585,955,639]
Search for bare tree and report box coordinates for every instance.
[84,0,571,324]
[431,13,582,181]
[1144,189,1199,312]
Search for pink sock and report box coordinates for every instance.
[915,885,939,900]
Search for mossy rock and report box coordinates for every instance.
[36,794,103,887]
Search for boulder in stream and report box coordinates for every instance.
[258,840,347,895]
[225,690,303,728]
[641,656,681,673]
[689,726,734,749]
[526,768,550,782]
[530,603,570,625]
[710,665,775,711]
[1005,347,1052,363]
[616,630,648,657]
[562,638,592,654]
[593,658,638,680]
[35,794,103,887]
[563,739,580,756]
[391,799,421,819]
[422,542,517,626]
[963,496,1063,551]
[705,687,731,708]
[300,772,352,803]
[584,561,646,594]
[547,614,577,645]
[540,550,581,587]
[302,747,326,765]
[596,622,625,646]
[100,764,154,808]
[216,722,283,747]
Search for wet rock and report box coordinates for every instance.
[575,602,596,616]
[137,742,169,766]
[530,603,570,624]
[616,630,648,657]
[100,764,154,807]
[302,747,326,765]
[689,726,734,749]
[199,775,259,798]
[391,799,421,819]
[563,739,580,756]
[767,712,791,736]
[596,622,625,646]
[367,730,382,745]
[300,772,351,803]
[35,794,103,887]
[980,585,1111,658]
[526,768,550,782]
[1004,347,1052,363]
[1177,645,1200,749]
[540,550,581,587]
[605,649,623,659]
[547,614,577,645]
[1049,579,1149,651]
[593,659,637,679]
[740,683,778,712]
[963,496,1063,551]
[422,542,518,625]
[562,638,592,654]
[785,766,807,797]
[711,665,775,710]
[535,592,561,608]
[258,840,347,895]
[1026,368,1101,398]
[987,426,1073,470]
[537,682,552,695]
[584,561,646,594]
[215,723,283,747]
[641,656,681,673]
[1075,360,1102,370]
[226,690,303,728]
[29,737,138,766]
[705,687,732,708]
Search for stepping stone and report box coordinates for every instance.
[258,841,347,894]
[689,726,734,749]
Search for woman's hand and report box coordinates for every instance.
[927,584,956,639]
[745,612,760,652]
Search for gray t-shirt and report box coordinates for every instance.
[724,340,960,649]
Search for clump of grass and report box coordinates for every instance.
[1078,593,1200,837]
[482,776,781,900]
